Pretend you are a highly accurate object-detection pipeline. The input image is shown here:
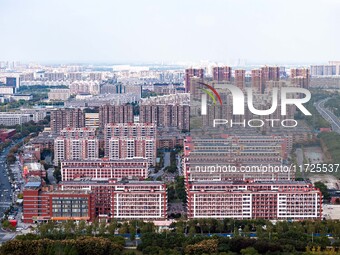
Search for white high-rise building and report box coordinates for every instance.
[54,127,99,165]
[104,123,156,166]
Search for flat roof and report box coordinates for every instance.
[24,181,41,189]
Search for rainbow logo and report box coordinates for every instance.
[198,82,222,115]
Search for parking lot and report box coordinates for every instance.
[323,204,340,220]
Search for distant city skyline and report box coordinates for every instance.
[0,0,339,64]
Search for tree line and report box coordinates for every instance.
[2,218,340,254]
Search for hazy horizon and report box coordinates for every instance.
[0,0,339,64]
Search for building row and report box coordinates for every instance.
[69,81,100,95]
[183,135,292,182]
[23,182,95,223]
[23,177,166,223]
[183,135,322,220]
[50,105,134,134]
[139,94,190,131]
[99,104,134,128]
[187,181,322,220]
[54,123,157,166]
[104,123,156,166]
[19,72,104,82]
[185,66,310,95]
[51,99,190,134]
[60,159,149,181]
[0,112,45,126]
[59,178,167,220]
[310,65,338,76]
[23,177,322,222]
[50,108,85,134]
[54,127,99,165]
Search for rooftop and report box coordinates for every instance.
[24,181,41,189]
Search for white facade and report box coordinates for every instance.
[0,113,32,126]
[0,86,15,95]
[48,89,71,101]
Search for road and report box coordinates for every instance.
[47,168,56,185]
[177,155,183,176]
[0,146,14,219]
[153,152,170,180]
[0,144,16,244]
[315,98,340,134]
[0,138,26,244]
[164,152,170,168]
[295,148,306,179]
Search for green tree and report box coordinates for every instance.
[119,222,129,234]
[107,219,118,235]
[185,239,218,255]
[314,181,330,200]
[240,247,260,255]
[1,220,10,229]
[76,220,86,236]
[188,225,196,236]
[129,223,136,241]
[62,220,76,235]
[85,224,93,236]
[98,221,107,236]
[53,167,62,183]
[6,153,16,164]
[92,218,99,236]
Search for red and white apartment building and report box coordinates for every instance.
[139,93,190,131]
[59,178,167,220]
[61,159,149,181]
[23,181,95,223]
[54,127,99,165]
[184,135,323,220]
[104,123,157,166]
[23,157,154,222]
[183,135,293,182]
[187,181,322,220]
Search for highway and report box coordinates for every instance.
[0,138,26,244]
[315,98,340,134]
[0,144,16,244]
[0,145,14,219]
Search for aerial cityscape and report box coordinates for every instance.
[0,0,340,254]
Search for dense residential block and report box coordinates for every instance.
[99,104,134,128]
[234,69,246,89]
[183,135,292,182]
[104,123,156,166]
[250,66,280,93]
[185,68,204,93]
[48,88,71,101]
[60,178,167,220]
[213,66,232,82]
[311,65,337,76]
[23,181,95,223]
[187,181,322,220]
[290,68,310,89]
[60,159,149,181]
[54,127,99,165]
[50,108,85,134]
[139,94,190,131]
[0,113,33,126]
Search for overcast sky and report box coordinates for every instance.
[0,0,339,64]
